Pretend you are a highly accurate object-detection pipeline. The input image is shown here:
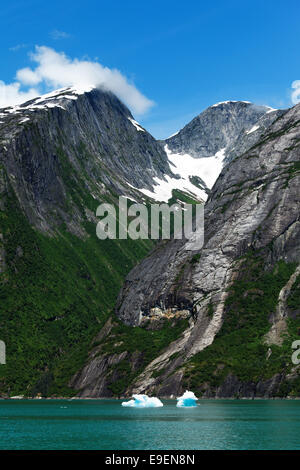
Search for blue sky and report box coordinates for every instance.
[1,0,300,138]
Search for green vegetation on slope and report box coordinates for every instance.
[96,316,189,396]
[0,189,152,396]
[183,252,300,396]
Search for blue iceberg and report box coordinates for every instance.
[176,390,198,407]
[122,394,163,408]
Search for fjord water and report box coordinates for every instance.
[1,399,300,450]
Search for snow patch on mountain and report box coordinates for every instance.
[127,117,145,132]
[211,100,251,107]
[246,124,260,134]
[167,130,179,138]
[127,145,225,202]
[266,106,277,114]
[0,86,94,116]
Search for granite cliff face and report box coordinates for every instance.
[1,86,299,399]
[106,102,300,398]
[0,87,173,234]
[165,101,278,158]
[117,104,299,325]
[119,101,284,204]
[155,101,285,200]
[0,87,174,397]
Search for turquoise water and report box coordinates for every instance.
[0,399,300,450]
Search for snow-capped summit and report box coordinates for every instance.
[0,85,95,118]
[162,100,285,199]
[211,100,252,107]
[165,100,276,159]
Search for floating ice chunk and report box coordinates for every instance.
[176,390,198,407]
[122,394,163,408]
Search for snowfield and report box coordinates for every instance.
[130,145,225,202]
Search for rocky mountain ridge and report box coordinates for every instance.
[76,101,300,399]
[148,101,286,201]
[1,86,299,399]
[0,86,175,397]
[165,100,279,158]
[0,86,175,235]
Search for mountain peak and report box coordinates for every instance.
[209,100,277,113]
[165,99,281,159]
[211,100,252,107]
[0,85,96,117]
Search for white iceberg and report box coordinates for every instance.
[121,394,163,408]
[176,390,198,407]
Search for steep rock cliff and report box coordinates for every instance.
[108,102,300,398]
[156,101,284,200]
[165,101,278,158]
[0,86,173,234]
[0,87,173,396]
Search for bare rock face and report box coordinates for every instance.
[0,87,173,234]
[165,101,281,159]
[114,103,300,397]
[0,87,176,397]
[161,101,285,198]
[1,85,299,398]
[224,107,286,163]
[117,104,300,326]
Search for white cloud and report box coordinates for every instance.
[291,80,300,105]
[0,81,39,107]
[50,30,71,40]
[0,46,154,114]
[9,44,28,52]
